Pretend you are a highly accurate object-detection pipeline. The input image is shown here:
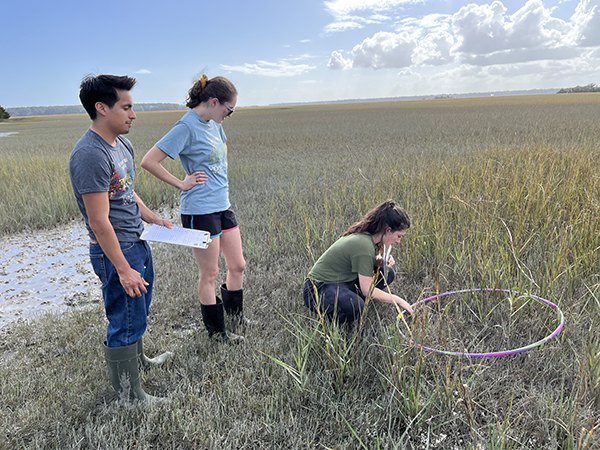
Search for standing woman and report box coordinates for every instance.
[141,74,248,343]
[303,200,414,324]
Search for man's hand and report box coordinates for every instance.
[118,267,149,297]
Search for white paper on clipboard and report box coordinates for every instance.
[140,225,211,249]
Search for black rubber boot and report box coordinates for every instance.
[220,284,257,328]
[200,297,245,344]
[137,336,173,371]
[104,341,168,404]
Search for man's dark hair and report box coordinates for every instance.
[79,74,137,120]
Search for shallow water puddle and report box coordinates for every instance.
[0,221,101,328]
[0,132,19,137]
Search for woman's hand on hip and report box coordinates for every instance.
[182,171,208,191]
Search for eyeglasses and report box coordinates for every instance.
[210,97,235,116]
[221,100,235,116]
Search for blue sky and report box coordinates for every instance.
[1,0,599,108]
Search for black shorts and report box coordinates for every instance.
[181,208,239,238]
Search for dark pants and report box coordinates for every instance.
[303,268,395,323]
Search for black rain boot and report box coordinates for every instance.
[220,284,258,329]
[104,340,168,404]
[200,297,245,344]
[137,336,173,371]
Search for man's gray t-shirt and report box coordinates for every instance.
[69,129,143,242]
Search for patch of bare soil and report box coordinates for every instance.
[0,221,101,328]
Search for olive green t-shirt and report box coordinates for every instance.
[309,233,376,283]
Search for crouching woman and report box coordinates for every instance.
[303,200,414,323]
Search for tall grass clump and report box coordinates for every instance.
[1,94,599,448]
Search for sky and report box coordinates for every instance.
[1,0,599,108]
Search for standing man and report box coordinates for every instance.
[69,74,173,403]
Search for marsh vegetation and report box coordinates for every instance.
[1,94,599,448]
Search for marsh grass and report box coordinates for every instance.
[1,95,599,448]
[396,290,562,356]
[0,112,186,233]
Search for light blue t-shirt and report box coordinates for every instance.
[155,110,229,215]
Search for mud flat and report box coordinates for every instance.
[0,221,101,328]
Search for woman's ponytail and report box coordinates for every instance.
[185,74,237,109]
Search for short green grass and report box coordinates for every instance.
[1,94,599,448]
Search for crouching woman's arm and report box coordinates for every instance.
[358,274,413,315]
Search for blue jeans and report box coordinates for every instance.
[303,268,395,324]
[90,240,154,348]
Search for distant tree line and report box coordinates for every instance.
[557,83,600,94]
[0,105,9,120]
[5,103,185,117]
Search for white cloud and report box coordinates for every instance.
[324,20,365,33]
[370,13,392,22]
[324,0,418,33]
[221,60,316,77]
[329,0,600,72]
[571,0,600,46]
[285,54,317,62]
[412,30,455,66]
[352,31,416,69]
[397,13,453,36]
[461,46,582,66]
[325,0,418,17]
[135,69,152,74]
[451,0,570,64]
[328,51,354,69]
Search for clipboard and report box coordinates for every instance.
[140,225,211,249]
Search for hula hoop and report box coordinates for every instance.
[396,288,565,357]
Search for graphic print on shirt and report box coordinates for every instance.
[208,136,227,174]
[109,165,135,205]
